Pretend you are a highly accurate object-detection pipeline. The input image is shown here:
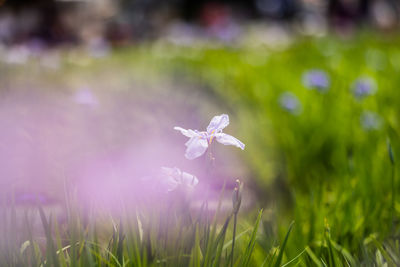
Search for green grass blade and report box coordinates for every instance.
[38,205,60,267]
[305,247,323,267]
[241,209,263,267]
[273,221,294,267]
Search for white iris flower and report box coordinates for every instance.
[174,114,245,160]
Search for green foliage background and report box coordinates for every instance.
[163,33,400,265]
[3,32,400,266]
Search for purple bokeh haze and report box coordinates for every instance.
[0,87,247,216]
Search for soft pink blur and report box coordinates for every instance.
[0,88,247,215]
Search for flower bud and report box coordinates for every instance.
[232,179,243,214]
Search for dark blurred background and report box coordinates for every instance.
[0,0,399,47]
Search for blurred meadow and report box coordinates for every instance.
[2,0,400,266]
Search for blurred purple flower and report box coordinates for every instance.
[14,192,51,205]
[303,69,330,91]
[279,92,301,114]
[73,88,99,106]
[174,114,245,160]
[160,167,199,192]
[352,77,376,99]
[360,111,382,131]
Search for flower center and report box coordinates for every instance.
[208,130,216,144]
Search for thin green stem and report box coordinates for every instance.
[392,165,396,229]
[230,212,238,267]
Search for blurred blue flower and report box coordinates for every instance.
[174,114,245,160]
[303,69,330,91]
[360,111,382,131]
[279,92,301,114]
[161,167,198,192]
[352,77,376,99]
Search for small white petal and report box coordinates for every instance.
[185,136,209,160]
[160,167,180,191]
[181,171,199,188]
[165,179,179,192]
[160,167,198,191]
[174,126,199,138]
[215,133,245,150]
[161,167,176,176]
[207,114,229,133]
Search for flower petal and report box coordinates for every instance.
[207,114,229,133]
[215,133,245,150]
[174,126,199,138]
[160,167,198,191]
[181,171,199,188]
[164,178,179,192]
[185,136,209,160]
[160,167,180,191]
[161,167,178,176]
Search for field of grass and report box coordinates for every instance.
[2,32,400,266]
